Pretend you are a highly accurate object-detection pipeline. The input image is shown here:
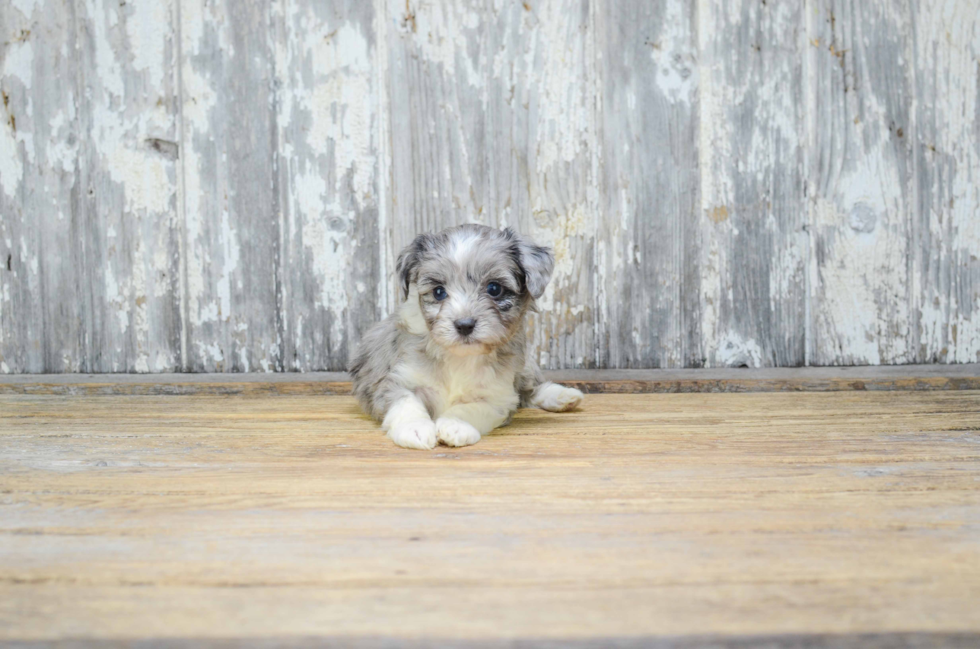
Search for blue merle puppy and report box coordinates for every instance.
[350,224,583,450]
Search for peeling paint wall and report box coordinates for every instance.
[1,0,978,373]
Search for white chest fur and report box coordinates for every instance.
[395,290,519,418]
[395,353,517,418]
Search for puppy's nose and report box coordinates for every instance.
[454,318,477,336]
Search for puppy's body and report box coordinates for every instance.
[350,225,583,449]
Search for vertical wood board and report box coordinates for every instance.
[910,0,980,364]
[807,0,915,366]
[178,0,280,372]
[0,0,80,373]
[596,0,701,369]
[75,0,182,372]
[698,0,806,368]
[273,0,381,371]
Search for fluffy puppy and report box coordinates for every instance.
[350,224,583,450]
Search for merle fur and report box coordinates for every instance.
[349,224,554,421]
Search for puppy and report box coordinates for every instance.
[350,224,584,449]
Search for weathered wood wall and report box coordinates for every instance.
[0,0,978,373]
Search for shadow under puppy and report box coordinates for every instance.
[350,224,584,450]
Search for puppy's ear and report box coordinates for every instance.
[505,228,555,299]
[395,234,431,300]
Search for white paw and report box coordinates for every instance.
[389,419,437,450]
[536,384,584,412]
[435,417,482,447]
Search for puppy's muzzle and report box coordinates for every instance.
[454,318,477,337]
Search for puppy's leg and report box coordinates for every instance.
[517,358,583,412]
[435,403,510,447]
[382,393,437,450]
[528,381,584,412]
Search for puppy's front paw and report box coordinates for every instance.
[535,384,584,412]
[389,419,437,450]
[435,418,481,447]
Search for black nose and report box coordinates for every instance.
[454,318,477,336]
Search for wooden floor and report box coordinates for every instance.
[2,389,979,647]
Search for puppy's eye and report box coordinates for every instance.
[432,286,448,301]
[487,282,502,298]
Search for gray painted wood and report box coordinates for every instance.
[807,0,915,366]
[595,0,700,369]
[179,0,280,372]
[910,0,980,364]
[1,0,979,372]
[75,0,183,372]
[0,0,81,373]
[1,0,182,374]
[699,0,807,368]
[272,0,381,371]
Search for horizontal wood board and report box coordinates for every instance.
[1,391,979,643]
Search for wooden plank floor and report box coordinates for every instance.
[1,390,979,646]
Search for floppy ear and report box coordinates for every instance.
[505,228,555,300]
[395,234,432,300]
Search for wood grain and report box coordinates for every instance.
[75,0,183,372]
[0,0,81,373]
[698,0,806,367]
[1,0,980,372]
[1,391,978,642]
[910,0,980,364]
[178,0,280,372]
[383,0,487,253]
[273,0,381,371]
[595,0,701,370]
[807,0,915,365]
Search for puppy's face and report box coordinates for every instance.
[397,225,554,356]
